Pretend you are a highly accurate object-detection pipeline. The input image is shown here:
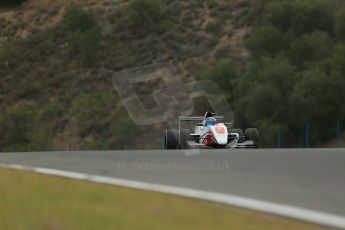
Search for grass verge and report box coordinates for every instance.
[0,167,330,230]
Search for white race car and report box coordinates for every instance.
[164,115,259,149]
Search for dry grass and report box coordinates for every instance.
[0,167,331,230]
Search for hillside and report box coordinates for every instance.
[0,0,261,151]
[1,0,344,150]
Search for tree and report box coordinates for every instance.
[289,31,333,69]
[290,68,345,144]
[335,8,345,42]
[264,0,334,35]
[246,25,292,57]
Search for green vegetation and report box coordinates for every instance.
[336,8,345,42]
[63,5,101,66]
[202,0,345,147]
[0,5,109,151]
[0,101,39,151]
[0,168,329,230]
[0,0,344,150]
[1,0,231,151]
[129,0,163,30]
[70,92,117,138]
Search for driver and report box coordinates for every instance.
[203,111,217,127]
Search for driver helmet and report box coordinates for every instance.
[204,111,217,126]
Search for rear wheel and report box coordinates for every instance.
[179,129,191,149]
[245,128,259,148]
[165,129,179,149]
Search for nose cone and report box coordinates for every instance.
[210,125,228,145]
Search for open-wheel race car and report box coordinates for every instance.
[164,113,259,149]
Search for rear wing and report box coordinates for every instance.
[179,116,231,130]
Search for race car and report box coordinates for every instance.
[164,114,259,149]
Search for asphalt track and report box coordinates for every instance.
[0,149,344,219]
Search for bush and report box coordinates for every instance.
[18,79,44,100]
[38,99,64,121]
[67,27,101,66]
[63,5,97,32]
[62,6,101,66]
[205,19,223,36]
[0,45,21,73]
[129,0,163,30]
[70,92,117,138]
[0,101,38,151]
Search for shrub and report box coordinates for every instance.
[62,5,101,66]
[129,0,163,30]
[0,45,20,73]
[63,5,97,32]
[206,0,217,9]
[0,101,38,151]
[109,107,139,149]
[205,19,223,36]
[70,92,117,138]
[67,27,101,66]
[18,79,44,99]
[38,99,64,121]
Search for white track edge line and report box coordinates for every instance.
[1,163,344,229]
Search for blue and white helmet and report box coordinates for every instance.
[204,111,217,126]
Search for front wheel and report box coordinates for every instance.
[245,128,259,148]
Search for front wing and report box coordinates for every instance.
[186,139,257,149]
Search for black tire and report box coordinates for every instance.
[179,129,191,149]
[229,129,244,142]
[245,128,259,148]
[165,129,179,149]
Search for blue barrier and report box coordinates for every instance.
[276,127,281,148]
[305,123,310,148]
[337,120,341,148]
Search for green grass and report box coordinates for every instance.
[0,168,331,230]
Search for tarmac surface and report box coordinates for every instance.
[1,148,344,217]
